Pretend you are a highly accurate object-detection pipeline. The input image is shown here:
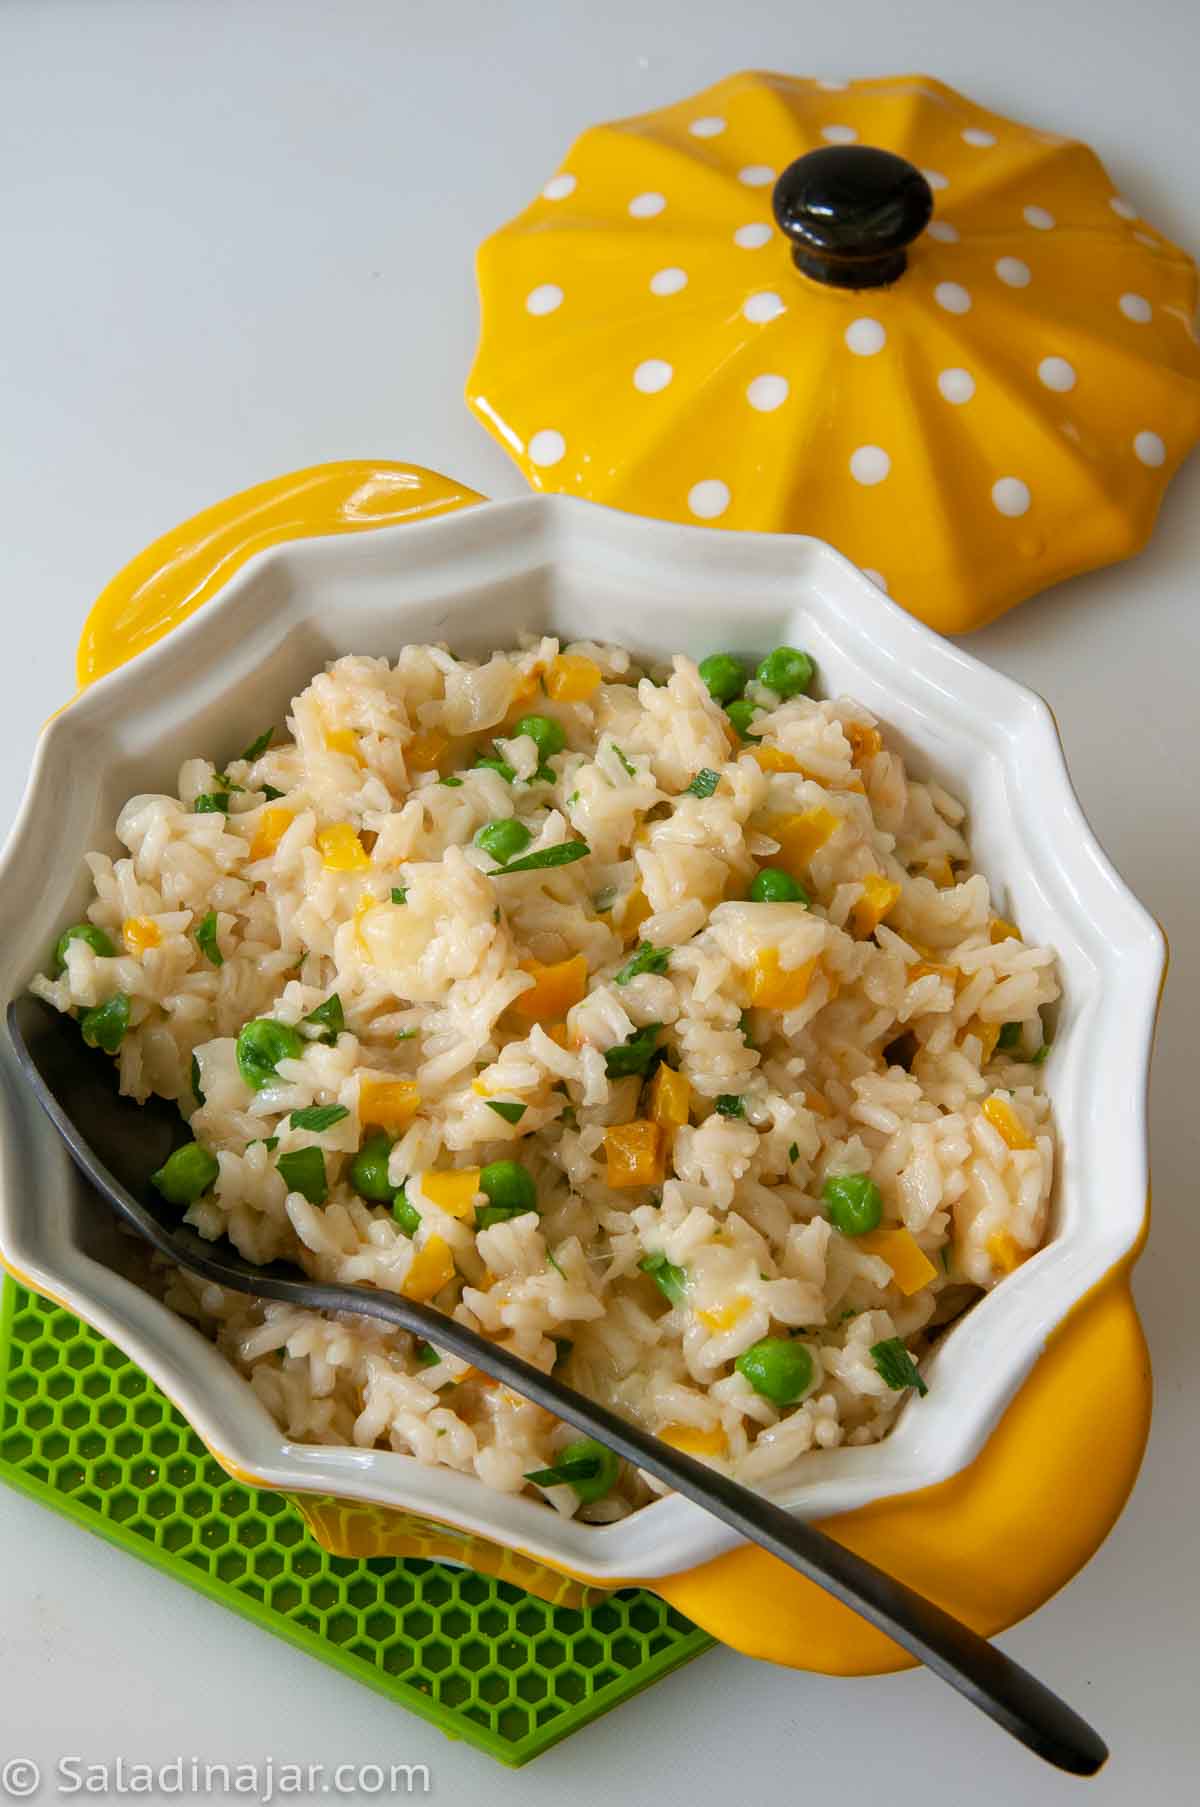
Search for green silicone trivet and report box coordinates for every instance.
[0,1279,711,1763]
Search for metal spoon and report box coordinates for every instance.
[7,994,1106,1775]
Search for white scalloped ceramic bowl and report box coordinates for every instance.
[0,496,1163,1584]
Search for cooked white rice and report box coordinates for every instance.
[35,637,1058,1520]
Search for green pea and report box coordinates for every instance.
[478,1160,538,1222]
[822,1172,883,1236]
[392,1185,421,1236]
[725,699,761,742]
[151,1141,219,1205]
[79,992,130,1053]
[756,646,816,698]
[735,1337,815,1406]
[473,755,516,783]
[698,653,746,705]
[235,1017,305,1091]
[475,818,532,864]
[554,1437,622,1503]
[52,922,116,974]
[351,1131,395,1202]
[749,868,811,906]
[513,714,566,759]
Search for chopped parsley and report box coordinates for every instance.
[495,840,591,875]
[415,1342,441,1368]
[192,793,230,815]
[395,1027,419,1042]
[276,1147,328,1206]
[788,1141,799,1163]
[614,943,671,985]
[261,784,286,801]
[288,1104,350,1133]
[194,910,223,967]
[239,727,275,763]
[301,995,344,1045]
[870,1337,929,1397]
[390,887,408,905]
[686,768,721,799]
[604,1022,663,1078]
[1031,1042,1052,1065]
[486,1099,527,1125]
[524,1451,605,1488]
[997,1021,1022,1051]
[440,774,464,788]
[714,1094,745,1118]
[612,744,637,777]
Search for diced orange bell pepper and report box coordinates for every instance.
[749,948,816,1011]
[649,1064,690,1132]
[750,745,805,776]
[604,1121,663,1188]
[122,916,161,955]
[545,653,602,703]
[803,1085,833,1117]
[989,916,1022,945]
[658,1423,727,1456]
[619,883,653,944]
[406,728,450,773]
[844,722,883,766]
[421,1168,482,1219]
[849,872,902,939]
[760,808,840,877]
[697,1295,750,1332]
[359,1076,421,1134]
[324,728,364,767]
[858,1226,938,1296]
[982,1094,1035,1151]
[514,953,588,1023]
[505,669,542,715]
[249,805,293,862]
[316,823,370,872]
[402,1235,455,1301]
[909,959,966,992]
[986,1229,1029,1275]
[921,856,955,889]
[544,1022,572,1049]
[965,1019,1002,1064]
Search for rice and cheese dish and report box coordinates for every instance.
[34,636,1059,1520]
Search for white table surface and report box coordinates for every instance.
[1,0,1197,1798]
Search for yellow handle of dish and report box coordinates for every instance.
[67,456,1155,1676]
[75,460,484,687]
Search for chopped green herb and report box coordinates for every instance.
[525,1438,620,1502]
[686,767,721,799]
[639,1251,688,1305]
[552,1336,573,1367]
[614,943,671,985]
[261,785,285,801]
[288,1104,350,1133]
[604,1022,662,1078]
[440,775,464,788]
[240,727,275,763]
[532,763,556,784]
[390,887,408,905]
[212,772,244,793]
[788,1141,799,1163]
[715,1094,745,1118]
[301,995,344,1046]
[1031,1042,1052,1066]
[592,885,617,913]
[870,1337,929,1397]
[276,1146,328,1206]
[80,992,131,1054]
[415,1341,441,1368]
[495,840,590,875]
[395,1028,419,1042]
[473,754,517,782]
[612,744,637,777]
[739,1010,755,1047]
[194,910,223,967]
[486,1099,527,1125]
[254,1136,280,1153]
[997,1021,1023,1051]
[191,1053,205,1105]
[192,792,231,815]
[546,1248,565,1276]
[939,1245,952,1274]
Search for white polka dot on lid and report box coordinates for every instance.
[935,281,971,314]
[1023,205,1055,231]
[1119,293,1152,322]
[992,477,1031,517]
[922,169,949,191]
[689,115,726,137]
[927,220,960,243]
[542,173,576,201]
[633,359,673,393]
[995,257,1032,288]
[743,291,786,323]
[822,124,858,144]
[962,127,997,147]
[734,223,772,249]
[746,374,789,411]
[629,191,666,218]
[525,284,563,316]
[649,267,688,295]
[688,479,731,519]
[845,317,886,355]
[528,430,566,468]
[1133,430,1166,467]
[861,567,889,592]
[1038,357,1076,392]
[739,164,776,187]
[937,368,975,404]
[850,445,891,486]
[1110,195,1138,220]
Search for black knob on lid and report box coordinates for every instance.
[772,146,934,289]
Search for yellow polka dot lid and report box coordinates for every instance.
[467,71,1200,634]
